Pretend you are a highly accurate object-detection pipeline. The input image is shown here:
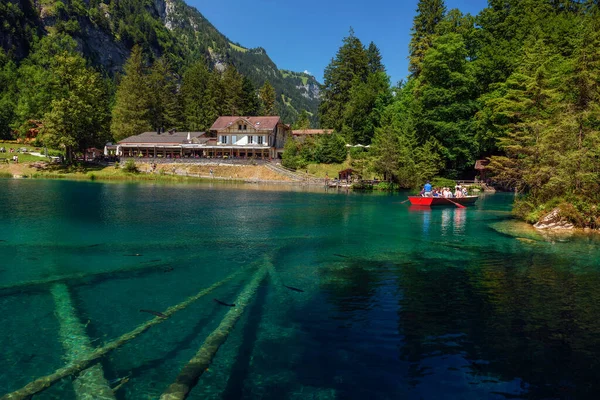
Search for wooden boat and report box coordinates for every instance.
[407,196,478,207]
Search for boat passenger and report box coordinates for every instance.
[423,181,432,197]
[455,186,463,198]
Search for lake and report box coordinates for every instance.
[1,179,600,399]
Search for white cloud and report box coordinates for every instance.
[303,70,312,75]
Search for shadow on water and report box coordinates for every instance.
[275,248,600,399]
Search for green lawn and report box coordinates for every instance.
[0,142,51,163]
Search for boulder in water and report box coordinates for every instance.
[534,208,575,230]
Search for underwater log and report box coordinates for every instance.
[0,268,247,400]
[50,283,116,400]
[159,265,269,400]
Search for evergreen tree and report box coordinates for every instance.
[111,45,151,141]
[259,80,276,115]
[553,20,600,198]
[319,28,369,131]
[413,33,478,175]
[409,0,446,77]
[293,110,311,129]
[222,65,244,115]
[206,69,224,124]
[484,38,562,196]
[241,76,260,116]
[315,133,348,164]
[367,42,385,74]
[342,71,392,145]
[148,57,180,132]
[0,50,17,139]
[180,60,212,131]
[369,81,442,186]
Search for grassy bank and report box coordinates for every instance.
[0,161,292,184]
[0,142,58,163]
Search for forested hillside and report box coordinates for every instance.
[0,0,320,133]
[310,0,600,227]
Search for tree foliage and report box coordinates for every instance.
[259,80,276,115]
[409,0,446,77]
[111,45,151,141]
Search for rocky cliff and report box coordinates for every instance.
[1,0,320,123]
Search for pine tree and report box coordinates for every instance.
[549,20,600,198]
[293,110,311,129]
[148,57,180,132]
[180,60,211,131]
[222,65,244,116]
[259,80,276,115]
[342,71,391,145]
[367,42,385,74]
[318,28,369,131]
[111,45,151,141]
[241,76,260,116]
[0,50,17,139]
[413,33,478,174]
[206,69,224,124]
[485,38,562,195]
[409,0,446,77]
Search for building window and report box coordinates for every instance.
[248,135,253,144]
[243,125,247,130]
[238,124,242,131]
[232,135,237,145]
[258,136,264,144]
[220,135,228,144]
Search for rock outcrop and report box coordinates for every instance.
[534,208,575,230]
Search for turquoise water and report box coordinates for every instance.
[2,180,600,399]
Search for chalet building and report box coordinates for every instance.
[106,116,290,160]
[209,116,290,159]
[110,131,209,159]
[291,129,333,142]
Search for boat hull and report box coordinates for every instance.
[407,196,478,206]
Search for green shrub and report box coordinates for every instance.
[431,177,456,189]
[374,182,399,191]
[123,160,138,173]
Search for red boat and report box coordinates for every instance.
[407,196,478,207]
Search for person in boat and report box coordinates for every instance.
[423,181,432,197]
[454,185,464,198]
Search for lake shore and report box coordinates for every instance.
[0,161,300,185]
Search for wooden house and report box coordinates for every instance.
[209,116,291,159]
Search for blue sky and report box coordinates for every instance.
[188,0,488,84]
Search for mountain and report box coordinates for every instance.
[0,0,320,124]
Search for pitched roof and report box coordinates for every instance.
[292,129,333,135]
[210,116,282,131]
[118,131,206,145]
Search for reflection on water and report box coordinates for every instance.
[1,182,600,399]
